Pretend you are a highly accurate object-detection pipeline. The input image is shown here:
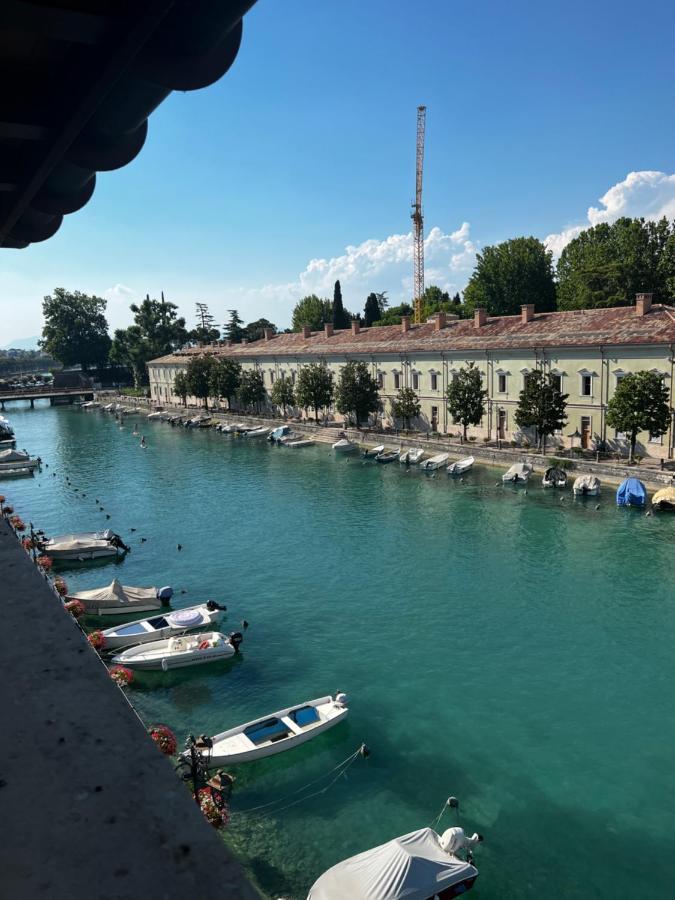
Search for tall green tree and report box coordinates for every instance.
[41,288,111,371]
[173,370,188,406]
[223,309,245,344]
[291,295,332,332]
[295,362,334,422]
[363,291,388,326]
[185,355,217,409]
[110,293,188,387]
[190,302,220,344]
[238,369,266,411]
[244,318,276,342]
[209,358,242,409]
[371,302,414,326]
[335,361,380,427]
[270,376,295,416]
[463,237,556,316]
[332,280,350,329]
[446,362,488,439]
[514,370,568,452]
[391,387,421,429]
[605,371,671,462]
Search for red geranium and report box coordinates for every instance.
[53,577,68,596]
[196,787,230,829]
[36,555,53,570]
[64,600,85,619]
[109,665,134,687]
[87,630,105,650]
[10,516,25,532]
[148,724,177,756]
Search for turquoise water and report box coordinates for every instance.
[4,404,675,898]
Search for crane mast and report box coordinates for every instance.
[412,105,426,325]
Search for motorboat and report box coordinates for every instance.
[572,474,601,496]
[111,630,243,671]
[332,438,357,453]
[375,449,399,464]
[67,580,173,616]
[147,411,162,420]
[190,694,348,767]
[99,601,226,648]
[188,415,212,428]
[244,426,270,438]
[616,477,646,507]
[81,401,99,409]
[542,466,568,488]
[40,530,130,560]
[399,447,425,465]
[0,438,16,448]
[420,453,449,471]
[308,825,482,900]
[652,487,675,511]
[285,439,315,448]
[0,415,14,439]
[0,466,33,479]
[0,449,39,471]
[363,444,385,458]
[447,456,474,476]
[269,425,293,443]
[502,462,533,483]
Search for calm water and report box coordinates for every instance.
[5,404,675,898]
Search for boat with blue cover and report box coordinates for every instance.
[616,477,647,507]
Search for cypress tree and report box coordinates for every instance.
[332,280,349,329]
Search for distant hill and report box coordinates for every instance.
[1,336,40,351]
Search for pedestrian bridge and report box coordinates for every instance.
[0,386,94,409]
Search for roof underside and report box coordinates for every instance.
[0,0,256,249]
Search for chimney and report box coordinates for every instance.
[635,292,653,316]
[474,307,487,329]
[302,325,311,338]
[434,311,447,331]
[263,327,274,341]
[351,320,360,335]
[521,304,535,324]
[401,315,411,333]
[324,322,334,337]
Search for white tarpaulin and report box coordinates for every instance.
[70,579,160,612]
[0,449,29,462]
[308,829,475,900]
[45,531,114,552]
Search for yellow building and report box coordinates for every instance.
[149,294,675,459]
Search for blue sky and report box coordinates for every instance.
[2,0,675,344]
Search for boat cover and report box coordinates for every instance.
[504,462,531,480]
[167,608,203,627]
[573,475,600,493]
[616,477,646,507]
[308,828,475,900]
[71,579,160,611]
[0,449,28,462]
[544,467,567,483]
[46,530,115,551]
[652,487,675,509]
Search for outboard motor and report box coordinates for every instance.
[157,585,174,606]
[206,600,227,612]
[334,692,348,707]
[440,827,484,856]
[228,631,243,653]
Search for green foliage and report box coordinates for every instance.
[237,369,266,410]
[391,387,421,429]
[209,358,242,407]
[332,280,350,329]
[223,310,244,344]
[446,362,488,439]
[363,292,388,326]
[605,370,670,461]
[371,302,414,326]
[41,288,111,371]
[335,361,379,427]
[270,376,295,414]
[295,362,334,422]
[463,237,556,315]
[110,294,188,387]
[244,318,276,343]
[185,355,217,408]
[557,217,675,310]
[190,302,220,344]
[173,371,188,406]
[291,295,332,332]
[514,371,568,452]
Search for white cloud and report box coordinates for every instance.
[545,170,675,257]
[104,283,136,303]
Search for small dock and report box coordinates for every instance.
[0,387,94,409]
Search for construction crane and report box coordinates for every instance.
[411,105,426,325]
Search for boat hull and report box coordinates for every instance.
[112,645,235,670]
[49,547,119,560]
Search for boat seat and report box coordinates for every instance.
[244,718,292,745]
[289,706,320,728]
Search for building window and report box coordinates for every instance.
[430,372,438,391]
[269,370,275,385]
[376,372,384,389]
[581,374,592,396]
[394,372,400,390]
[551,374,562,393]
[412,371,419,390]
[498,374,507,393]
[649,432,663,444]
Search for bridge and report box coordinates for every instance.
[0,386,93,409]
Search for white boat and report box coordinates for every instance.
[244,426,270,438]
[0,466,33,479]
[41,530,130,560]
[81,401,99,409]
[67,579,173,616]
[269,425,293,443]
[363,444,385,458]
[111,630,243,671]
[192,694,348,766]
[100,601,226,648]
[285,439,315,448]
[0,415,14,439]
[333,438,357,453]
[542,466,568,488]
[502,462,533,483]
[0,449,39,470]
[375,449,399,464]
[147,411,162,420]
[309,825,482,900]
[447,455,474,476]
[188,415,212,428]
[399,447,425,465]
[420,452,449,471]
[572,474,601,496]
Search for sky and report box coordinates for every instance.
[2,0,675,346]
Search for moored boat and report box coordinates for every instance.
[652,486,675,511]
[100,601,226,648]
[40,530,130,560]
[333,438,357,453]
[67,579,173,616]
[363,444,385,459]
[399,447,425,465]
[0,415,14,439]
[542,466,568,488]
[147,411,162,420]
[502,462,533,483]
[0,466,33,479]
[572,474,601,496]
[191,693,348,767]
[447,455,474,476]
[111,630,243,670]
[269,425,293,443]
[616,477,646,507]
[244,426,270,438]
[420,452,449,471]
[285,439,315,448]
[375,449,399,464]
[0,449,39,471]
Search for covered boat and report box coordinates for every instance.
[67,580,172,616]
[100,601,226,648]
[41,530,130,560]
[420,453,449,471]
[616,477,646,507]
[652,487,675,511]
[111,630,242,670]
[363,444,385,458]
[542,466,567,488]
[502,462,532,483]
[193,694,348,767]
[447,456,474,476]
[269,425,293,443]
[0,415,14,438]
[308,826,482,900]
[286,439,315,448]
[399,448,425,465]
[572,474,601,496]
[244,425,270,438]
[0,449,39,470]
[375,450,399,464]
[0,466,33,479]
[333,438,358,453]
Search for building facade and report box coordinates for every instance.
[149,295,675,459]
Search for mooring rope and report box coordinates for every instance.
[429,799,449,830]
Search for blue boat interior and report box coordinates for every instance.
[116,621,151,635]
[289,705,320,727]
[245,718,292,745]
[146,616,169,629]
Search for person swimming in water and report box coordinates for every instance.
[140,435,147,448]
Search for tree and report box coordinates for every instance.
[41,288,111,371]
[173,370,188,406]
[335,361,380,427]
[270,376,295,416]
[605,371,671,462]
[223,309,245,344]
[238,369,266,411]
[332,280,350,329]
[514,371,568,452]
[209,358,242,409]
[363,291,388,326]
[463,237,556,316]
[190,302,220,344]
[244,318,276,343]
[391,387,421,430]
[446,362,487,439]
[295,362,334,423]
[371,302,414,326]
[110,293,188,387]
[291,295,332,332]
[185,355,217,409]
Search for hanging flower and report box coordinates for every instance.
[0,495,5,504]
[2,505,13,515]
[109,665,134,687]
[196,787,230,829]
[53,577,68,596]
[64,599,86,618]
[148,724,177,756]
[10,516,25,532]
[36,555,53,570]
[22,537,34,550]
[87,630,105,650]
